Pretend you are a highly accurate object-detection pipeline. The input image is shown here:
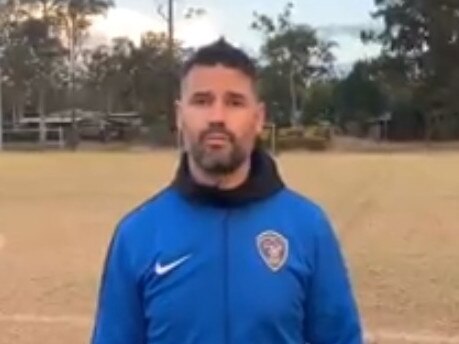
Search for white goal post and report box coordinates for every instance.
[2,127,66,149]
[262,122,277,155]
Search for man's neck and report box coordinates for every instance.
[187,157,251,190]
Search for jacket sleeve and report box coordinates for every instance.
[91,223,146,344]
[303,208,363,344]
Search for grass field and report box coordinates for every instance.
[1,150,459,343]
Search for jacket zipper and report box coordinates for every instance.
[223,210,231,344]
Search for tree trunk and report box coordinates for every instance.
[43,2,48,21]
[11,87,24,128]
[18,97,25,124]
[106,91,113,115]
[299,84,308,124]
[167,0,175,132]
[69,15,79,149]
[289,63,298,126]
[38,88,46,147]
[12,99,18,128]
[424,111,434,144]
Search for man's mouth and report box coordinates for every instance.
[202,132,231,147]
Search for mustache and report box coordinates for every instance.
[199,124,236,143]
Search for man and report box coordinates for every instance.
[91,38,363,344]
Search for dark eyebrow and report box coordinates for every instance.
[189,91,213,99]
[226,91,247,101]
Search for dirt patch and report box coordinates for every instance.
[1,151,458,343]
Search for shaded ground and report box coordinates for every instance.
[0,150,458,343]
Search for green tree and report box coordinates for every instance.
[83,32,183,124]
[0,0,113,147]
[0,2,67,145]
[303,79,337,125]
[333,61,386,131]
[155,0,206,131]
[363,0,459,140]
[251,2,335,126]
[84,38,134,115]
[131,31,182,124]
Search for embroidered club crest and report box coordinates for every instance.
[257,230,288,272]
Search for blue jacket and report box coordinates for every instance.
[91,150,363,344]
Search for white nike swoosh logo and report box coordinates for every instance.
[155,255,192,276]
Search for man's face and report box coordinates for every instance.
[176,64,265,176]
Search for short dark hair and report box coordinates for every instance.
[181,37,258,82]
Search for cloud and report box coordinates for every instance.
[311,22,382,65]
[87,8,163,47]
[86,7,222,49]
[175,15,222,48]
[82,7,382,65]
[330,34,381,65]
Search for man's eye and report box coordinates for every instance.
[191,98,210,106]
[228,99,245,107]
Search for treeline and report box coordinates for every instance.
[1,0,459,142]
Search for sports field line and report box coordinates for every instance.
[1,313,459,343]
[0,313,91,327]
[364,330,459,344]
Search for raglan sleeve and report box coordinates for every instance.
[90,220,147,344]
[303,207,363,344]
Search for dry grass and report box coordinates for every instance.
[0,150,459,343]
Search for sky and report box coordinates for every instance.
[89,0,382,67]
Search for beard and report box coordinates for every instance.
[187,124,248,176]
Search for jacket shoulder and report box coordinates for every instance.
[109,186,177,254]
[278,188,329,219]
[275,188,337,240]
[115,186,177,234]
[105,187,179,279]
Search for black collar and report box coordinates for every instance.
[171,149,285,207]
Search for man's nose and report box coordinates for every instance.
[208,99,226,123]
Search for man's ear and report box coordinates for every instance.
[175,99,182,132]
[256,101,267,135]
[175,100,186,151]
